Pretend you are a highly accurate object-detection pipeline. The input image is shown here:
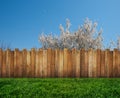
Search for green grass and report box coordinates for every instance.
[0,78,120,98]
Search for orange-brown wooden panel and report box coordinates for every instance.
[109,51,113,77]
[63,48,68,77]
[26,51,31,77]
[96,49,101,77]
[6,49,11,77]
[58,49,63,77]
[39,49,43,77]
[100,50,105,77]
[47,48,52,77]
[0,49,3,77]
[43,50,47,77]
[72,48,76,77]
[88,49,93,77]
[55,49,59,77]
[116,49,119,77]
[18,51,23,77]
[80,49,85,77]
[15,51,22,78]
[118,50,120,77]
[31,48,36,77]
[51,49,55,77]
[22,49,27,77]
[67,50,72,77]
[105,50,108,77]
[105,49,111,77]
[92,50,97,78]
[35,50,39,77]
[10,51,14,77]
[2,51,6,77]
[14,49,19,77]
[84,50,88,77]
[76,50,80,78]
[113,49,119,77]
[57,49,61,77]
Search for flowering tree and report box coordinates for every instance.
[39,18,103,50]
[117,36,120,50]
[106,36,120,50]
[0,41,11,50]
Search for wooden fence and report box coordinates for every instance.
[0,48,120,78]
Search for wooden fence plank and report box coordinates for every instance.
[67,50,72,77]
[43,50,47,77]
[84,50,88,77]
[113,49,119,77]
[59,50,63,77]
[88,49,92,77]
[101,50,105,77]
[55,49,59,77]
[72,49,76,77]
[0,49,2,77]
[105,49,108,77]
[2,51,6,77]
[6,49,11,77]
[47,48,52,77]
[14,50,22,77]
[51,49,55,77]
[10,51,14,77]
[14,49,19,77]
[76,50,80,78]
[92,50,97,78]
[31,48,36,77]
[96,49,101,77]
[58,49,61,77]
[105,49,111,77]
[81,49,86,77]
[22,49,27,77]
[19,51,23,77]
[26,51,31,77]
[39,49,43,77]
[35,50,39,77]
[63,48,68,77]
[109,51,113,77]
[118,50,120,77]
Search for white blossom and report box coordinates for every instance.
[39,18,103,50]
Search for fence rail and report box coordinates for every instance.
[0,48,120,78]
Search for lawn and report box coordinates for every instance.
[0,78,120,98]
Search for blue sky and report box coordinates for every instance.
[0,0,120,50]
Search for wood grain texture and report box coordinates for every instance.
[39,49,43,77]
[51,49,55,77]
[84,50,88,77]
[113,49,119,77]
[47,48,52,77]
[67,50,72,77]
[35,50,39,77]
[0,49,2,77]
[26,51,31,77]
[63,48,68,77]
[76,50,80,78]
[72,49,76,77]
[88,49,92,77]
[101,50,105,77]
[0,48,120,78]
[22,49,27,77]
[43,50,47,77]
[58,50,63,77]
[96,49,101,77]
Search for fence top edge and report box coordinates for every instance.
[0,48,120,52]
